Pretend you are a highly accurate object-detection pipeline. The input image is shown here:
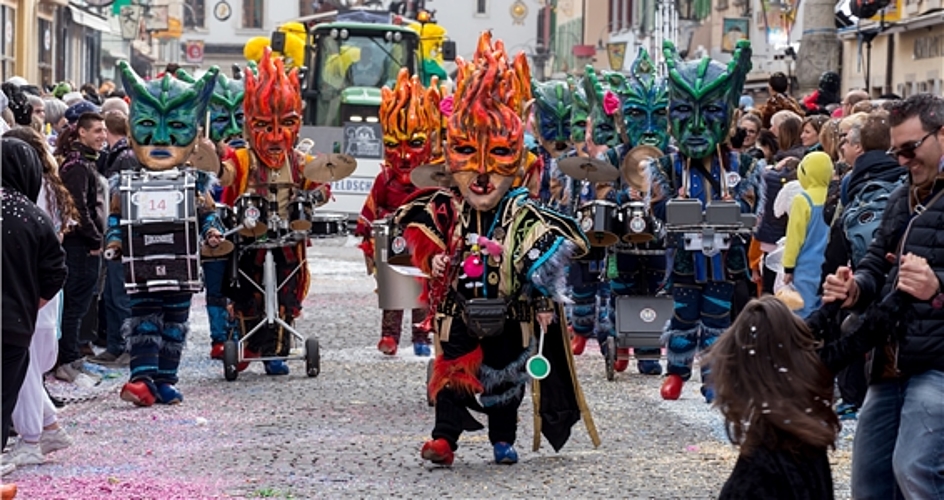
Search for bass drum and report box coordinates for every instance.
[371,219,424,311]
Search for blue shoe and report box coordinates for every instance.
[493,442,518,464]
[264,360,290,375]
[413,342,431,357]
[155,383,183,405]
[836,403,858,421]
[700,385,715,405]
[637,360,663,375]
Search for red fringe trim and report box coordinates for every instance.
[358,238,374,260]
[428,347,484,401]
[403,226,444,277]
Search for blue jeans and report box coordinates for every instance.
[851,369,944,500]
[102,259,130,356]
[58,245,102,365]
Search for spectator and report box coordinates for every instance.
[852,100,875,114]
[837,113,868,168]
[27,95,45,124]
[749,129,779,163]
[800,115,829,152]
[2,128,77,466]
[100,97,129,117]
[738,114,763,150]
[761,72,804,128]
[842,89,870,117]
[87,111,132,368]
[772,111,805,162]
[0,137,67,473]
[53,111,107,386]
[823,93,944,499]
[782,152,832,318]
[819,119,842,163]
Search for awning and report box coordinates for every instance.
[839,11,944,40]
[68,6,114,34]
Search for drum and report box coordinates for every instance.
[371,219,424,310]
[201,203,237,258]
[576,200,620,247]
[234,194,268,237]
[619,201,656,244]
[310,212,348,238]
[288,198,315,232]
[118,170,202,294]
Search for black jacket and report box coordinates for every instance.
[755,166,797,245]
[853,178,944,379]
[101,137,136,179]
[1,138,68,347]
[59,142,105,249]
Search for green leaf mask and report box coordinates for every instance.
[663,39,752,159]
[531,79,573,147]
[610,48,670,151]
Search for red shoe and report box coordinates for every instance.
[420,438,454,466]
[660,374,684,401]
[120,381,156,407]
[1,483,17,500]
[614,348,630,372]
[210,343,224,360]
[378,336,398,356]
[571,335,588,356]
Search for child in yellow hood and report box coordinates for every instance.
[783,151,834,318]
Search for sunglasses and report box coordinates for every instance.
[887,127,941,160]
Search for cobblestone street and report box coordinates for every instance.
[10,239,856,499]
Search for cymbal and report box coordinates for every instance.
[187,138,221,173]
[410,164,453,188]
[304,153,357,183]
[200,239,234,258]
[557,156,619,183]
[621,145,663,192]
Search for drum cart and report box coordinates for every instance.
[222,191,322,381]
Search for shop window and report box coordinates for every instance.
[38,19,53,88]
[476,0,488,16]
[242,0,263,29]
[184,0,205,29]
[919,81,929,93]
[0,6,15,82]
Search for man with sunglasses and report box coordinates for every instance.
[823,93,944,500]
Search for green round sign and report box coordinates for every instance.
[527,355,550,380]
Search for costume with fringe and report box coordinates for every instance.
[396,187,600,453]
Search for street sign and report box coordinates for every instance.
[185,40,205,64]
[119,5,141,41]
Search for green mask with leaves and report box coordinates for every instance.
[570,78,590,144]
[663,39,752,159]
[180,69,245,144]
[584,67,620,148]
[531,79,573,150]
[118,61,219,171]
[611,48,670,151]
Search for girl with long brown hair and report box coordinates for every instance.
[4,127,78,236]
[709,296,888,498]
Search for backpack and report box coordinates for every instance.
[841,176,905,266]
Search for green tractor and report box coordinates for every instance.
[292,11,453,218]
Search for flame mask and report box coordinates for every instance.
[118,61,218,171]
[611,48,670,151]
[664,39,752,159]
[447,32,532,211]
[379,68,442,186]
[531,79,572,152]
[244,48,303,169]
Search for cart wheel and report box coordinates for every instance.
[305,336,321,378]
[426,359,435,407]
[605,337,616,382]
[223,340,238,381]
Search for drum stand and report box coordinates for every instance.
[221,186,321,381]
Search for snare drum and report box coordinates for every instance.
[619,201,655,244]
[576,200,620,247]
[234,194,268,237]
[371,219,424,310]
[118,170,202,294]
[288,198,315,232]
[310,212,348,238]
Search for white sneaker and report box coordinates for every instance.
[39,428,73,455]
[0,462,14,476]
[73,373,98,389]
[5,441,43,466]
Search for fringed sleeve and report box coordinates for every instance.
[393,188,455,276]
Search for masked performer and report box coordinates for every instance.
[106,63,225,406]
[396,32,599,466]
[530,79,573,205]
[355,68,441,357]
[178,70,245,360]
[598,48,671,375]
[648,40,763,402]
[222,48,331,376]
